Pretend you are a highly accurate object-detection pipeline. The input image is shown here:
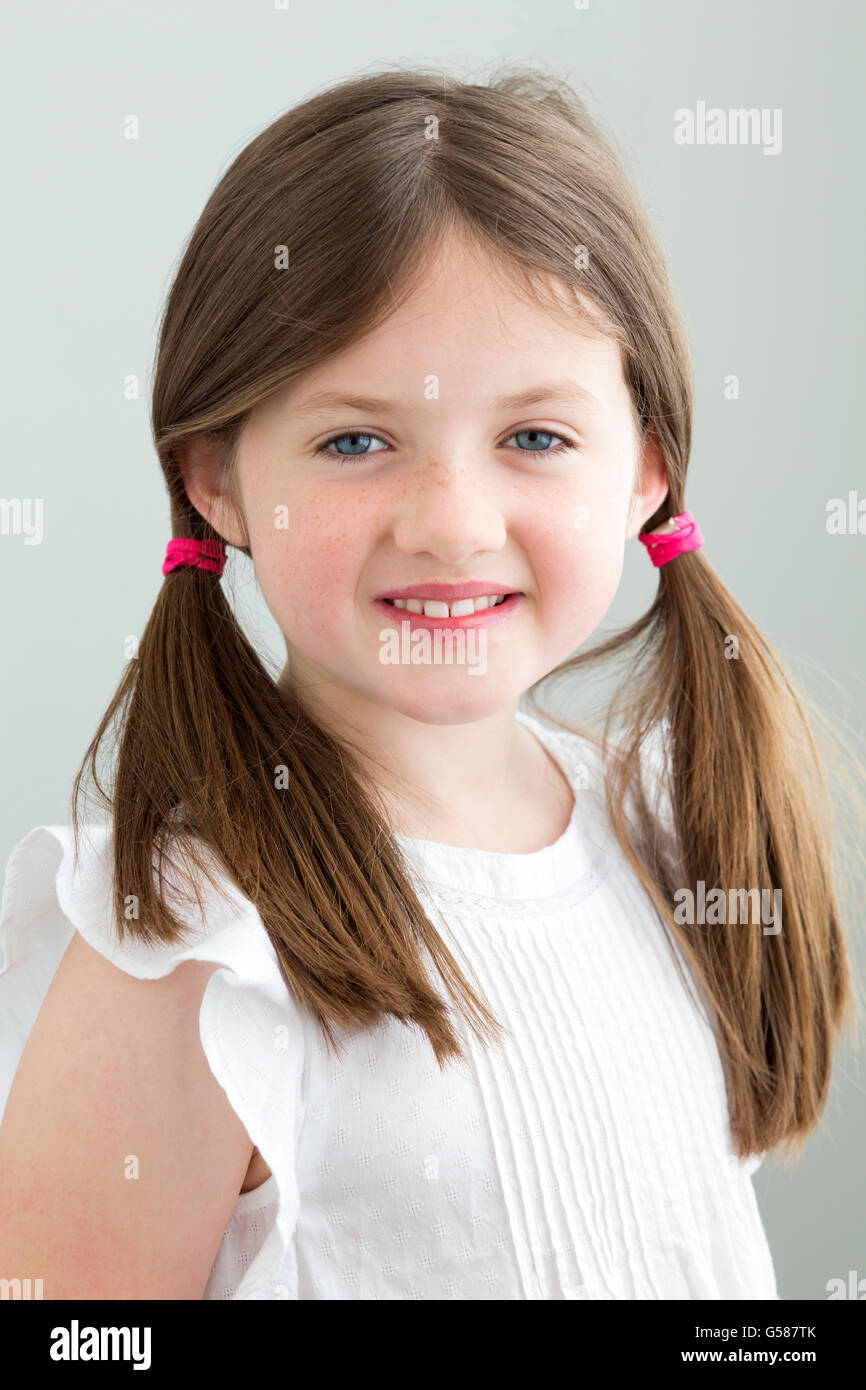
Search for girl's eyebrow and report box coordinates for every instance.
[292,378,599,417]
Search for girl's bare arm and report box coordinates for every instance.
[0,930,255,1299]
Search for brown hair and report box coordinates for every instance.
[72,64,864,1161]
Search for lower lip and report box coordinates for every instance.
[373,593,524,630]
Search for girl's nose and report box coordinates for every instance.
[389,458,508,561]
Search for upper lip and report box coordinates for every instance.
[377,581,523,601]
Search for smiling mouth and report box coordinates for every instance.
[375,592,524,627]
[382,593,514,618]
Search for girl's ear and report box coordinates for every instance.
[624,421,670,540]
[173,434,249,548]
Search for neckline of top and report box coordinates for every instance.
[391,709,613,904]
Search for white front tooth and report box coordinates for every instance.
[406,599,424,613]
[450,598,476,617]
[393,598,408,610]
[423,600,451,617]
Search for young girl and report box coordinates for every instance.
[0,66,859,1301]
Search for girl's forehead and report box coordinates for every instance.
[245,232,629,431]
[274,297,621,403]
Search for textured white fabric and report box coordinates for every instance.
[0,709,778,1300]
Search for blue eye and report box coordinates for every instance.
[313,427,577,463]
[503,429,574,457]
[314,432,386,458]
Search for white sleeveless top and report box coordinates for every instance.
[0,709,778,1299]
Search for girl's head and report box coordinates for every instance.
[75,65,859,1160]
[158,68,686,732]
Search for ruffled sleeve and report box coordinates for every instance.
[0,823,307,1299]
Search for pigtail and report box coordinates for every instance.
[71,509,505,1066]
[532,535,861,1159]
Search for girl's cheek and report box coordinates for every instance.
[528,508,627,639]
[250,490,370,642]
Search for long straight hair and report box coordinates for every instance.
[72,65,863,1160]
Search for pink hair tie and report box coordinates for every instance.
[638,510,704,567]
[162,537,227,577]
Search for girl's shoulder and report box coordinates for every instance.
[517,708,676,828]
[0,822,288,990]
[517,708,681,888]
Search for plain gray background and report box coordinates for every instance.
[2,0,864,1300]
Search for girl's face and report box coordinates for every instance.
[185,234,667,731]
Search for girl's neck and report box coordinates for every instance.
[378,721,576,854]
